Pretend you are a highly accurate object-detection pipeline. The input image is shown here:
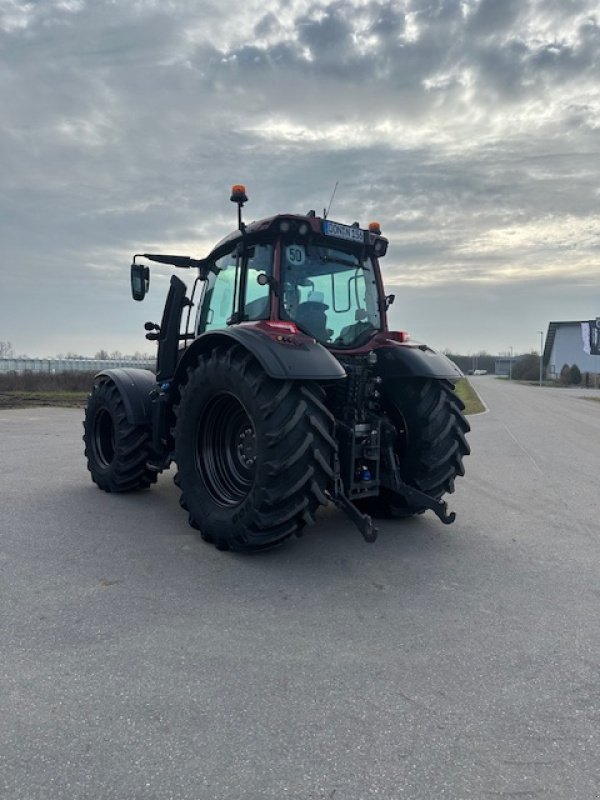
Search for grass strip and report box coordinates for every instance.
[454,377,485,415]
[0,391,88,409]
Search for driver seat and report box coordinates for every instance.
[295,297,330,342]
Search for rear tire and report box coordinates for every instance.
[365,378,470,519]
[83,380,157,492]
[173,346,336,552]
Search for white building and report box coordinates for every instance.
[0,357,154,374]
[543,320,600,379]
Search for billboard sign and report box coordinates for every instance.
[582,320,600,355]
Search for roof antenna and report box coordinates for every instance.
[323,181,339,219]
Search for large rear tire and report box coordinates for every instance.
[173,345,336,552]
[365,378,470,519]
[83,380,157,492]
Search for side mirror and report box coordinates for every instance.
[131,264,150,301]
[385,294,395,310]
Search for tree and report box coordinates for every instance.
[559,364,571,385]
[0,341,14,358]
[95,350,109,360]
[569,364,582,385]
[512,353,540,381]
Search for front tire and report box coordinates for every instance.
[173,346,336,552]
[83,380,157,492]
[366,378,470,518]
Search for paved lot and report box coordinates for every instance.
[1,378,599,799]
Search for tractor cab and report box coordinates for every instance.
[195,226,385,349]
[132,185,391,354]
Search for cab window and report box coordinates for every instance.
[196,250,238,334]
[243,244,273,321]
[280,243,380,346]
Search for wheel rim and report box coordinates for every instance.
[93,408,116,467]
[196,393,256,507]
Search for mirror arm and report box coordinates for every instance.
[267,276,280,297]
[257,273,280,297]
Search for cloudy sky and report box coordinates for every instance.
[1,0,599,357]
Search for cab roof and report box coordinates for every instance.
[207,213,387,261]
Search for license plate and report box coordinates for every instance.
[322,220,365,244]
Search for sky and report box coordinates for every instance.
[1,0,599,358]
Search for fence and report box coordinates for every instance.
[0,358,155,374]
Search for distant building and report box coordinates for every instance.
[543,320,600,378]
[494,356,525,377]
[0,357,154,375]
[494,357,514,377]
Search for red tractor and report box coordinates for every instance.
[84,186,469,551]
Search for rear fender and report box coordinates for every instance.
[375,343,463,381]
[173,328,346,384]
[95,368,157,425]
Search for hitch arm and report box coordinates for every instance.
[382,444,456,525]
[328,488,378,543]
[327,452,378,542]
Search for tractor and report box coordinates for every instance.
[83,185,470,551]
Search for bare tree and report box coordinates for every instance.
[0,341,15,358]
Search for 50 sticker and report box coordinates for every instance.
[285,244,306,266]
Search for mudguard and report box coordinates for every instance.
[173,328,346,383]
[375,343,463,381]
[95,368,157,425]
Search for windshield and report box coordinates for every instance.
[280,242,381,346]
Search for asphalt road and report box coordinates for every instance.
[1,377,599,800]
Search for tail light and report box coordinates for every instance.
[387,330,411,343]
[261,321,299,335]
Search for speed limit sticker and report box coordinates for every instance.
[286,244,306,266]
